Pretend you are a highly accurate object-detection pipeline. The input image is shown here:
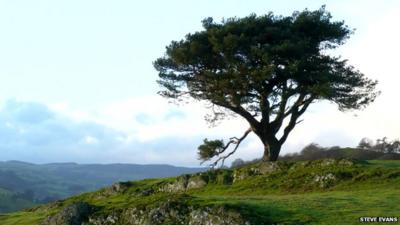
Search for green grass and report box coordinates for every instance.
[364,160,400,168]
[0,212,46,225]
[1,159,400,225]
[196,187,400,225]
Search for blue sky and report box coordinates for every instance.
[0,0,399,166]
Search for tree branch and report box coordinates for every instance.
[213,101,260,129]
[270,93,305,134]
[279,96,314,145]
[260,94,270,126]
[210,128,252,167]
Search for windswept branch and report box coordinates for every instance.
[198,128,252,167]
[212,128,252,167]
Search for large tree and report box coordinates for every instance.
[154,7,379,165]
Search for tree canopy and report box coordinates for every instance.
[154,7,379,165]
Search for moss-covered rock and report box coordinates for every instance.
[41,202,93,225]
[187,176,208,190]
[159,175,189,193]
[100,182,131,198]
[85,200,250,225]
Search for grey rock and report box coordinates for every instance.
[313,173,336,188]
[41,202,92,225]
[187,176,208,189]
[159,175,189,192]
[84,204,250,225]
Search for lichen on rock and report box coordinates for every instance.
[313,173,336,188]
[84,201,250,225]
[41,202,93,225]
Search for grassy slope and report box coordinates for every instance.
[1,160,399,225]
[0,188,36,213]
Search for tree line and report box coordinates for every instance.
[358,137,400,154]
[230,138,400,168]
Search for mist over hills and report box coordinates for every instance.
[0,160,205,213]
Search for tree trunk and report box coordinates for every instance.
[261,141,281,162]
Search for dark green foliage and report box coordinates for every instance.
[197,139,225,162]
[155,7,379,162]
[279,145,400,161]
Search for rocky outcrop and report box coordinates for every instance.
[313,173,336,188]
[158,173,210,193]
[101,182,130,196]
[188,207,251,225]
[43,199,251,225]
[233,161,286,182]
[41,202,92,225]
[158,175,190,192]
[86,203,250,225]
[187,176,208,189]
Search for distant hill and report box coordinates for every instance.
[0,161,205,213]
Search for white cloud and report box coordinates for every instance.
[84,136,99,145]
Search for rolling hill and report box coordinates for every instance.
[0,161,204,213]
[1,159,399,225]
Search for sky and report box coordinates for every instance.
[0,0,399,166]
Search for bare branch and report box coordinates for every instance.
[279,96,315,145]
[213,101,260,129]
[210,128,252,167]
[269,93,305,133]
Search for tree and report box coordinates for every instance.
[372,137,400,153]
[374,137,388,152]
[390,140,400,153]
[358,137,374,149]
[154,7,379,165]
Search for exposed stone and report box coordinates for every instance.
[188,207,251,225]
[259,162,281,174]
[85,204,250,225]
[187,176,208,189]
[41,202,92,225]
[137,188,155,196]
[232,162,282,183]
[313,173,336,188]
[338,159,354,166]
[232,170,249,183]
[320,158,336,166]
[86,213,119,225]
[102,182,130,197]
[159,175,189,192]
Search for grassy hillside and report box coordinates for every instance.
[1,159,399,225]
[0,188,36,213]
[0,161,204,213]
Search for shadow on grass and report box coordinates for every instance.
[225,201,313,225]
